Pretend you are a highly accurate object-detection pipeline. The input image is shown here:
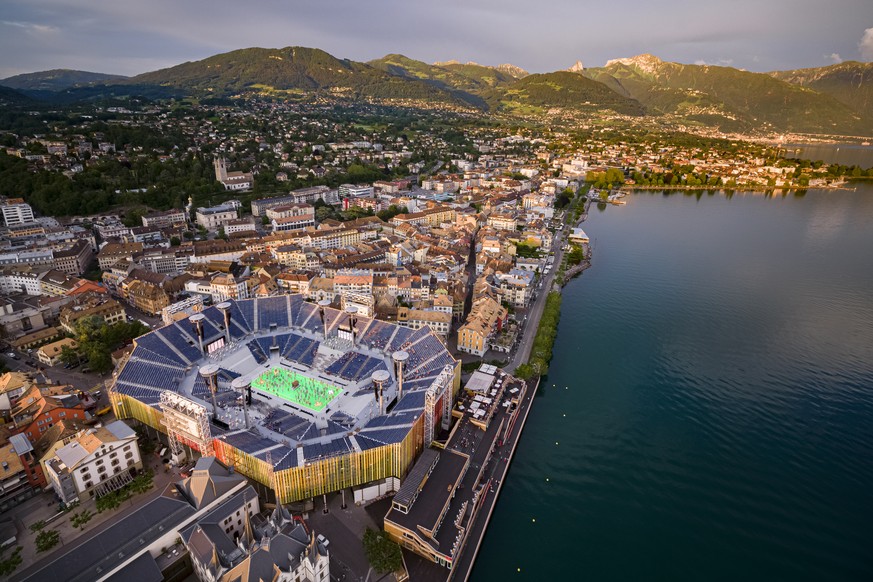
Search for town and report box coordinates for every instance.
[0,96,867,582]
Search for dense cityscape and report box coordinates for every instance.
[0,5,871,581]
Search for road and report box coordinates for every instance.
[1,352,108,394]
[506,218,567,372]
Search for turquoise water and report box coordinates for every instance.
[472,187,873,581]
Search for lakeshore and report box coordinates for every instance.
[472,187,873,580]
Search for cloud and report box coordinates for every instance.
[860,27,873,61]
[2,20,58,34]
[825,52,842,64]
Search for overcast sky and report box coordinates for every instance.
[1,0,872,78]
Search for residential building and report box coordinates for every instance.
[97,242,144,270]
[183,504,330,582]
[125,279,170,315]
[20,457,251,582]
[494,269,535,308]
[0,434,47,513]
[59,297,126,334]
[52,239,94,277]
[457,295,507,357]
[161,295,205,325]
[44,421,142,504]
[486,212,518,231]
[333,270,374,296]
[36,337,78,366]
[196,203,238,230]
[141,208,187,228]
[338,183,374,198]
[397,308,452,338]
[223,217,257,235]
[10,384,92,443]
[1,200,35,227]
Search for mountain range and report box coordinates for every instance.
[2,47,871,135]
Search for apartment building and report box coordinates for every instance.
[44,421,142,504]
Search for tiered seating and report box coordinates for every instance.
[262,409,313,440]
[255,445,297,470]
[236,300,256,331]
[296,302,321,333]
[116,360,179,391]
[325,352,358,379]
[285,294,304,327]
[392,389,426,412]
[405,335,454,377]
[283,336,318,367]
[198,317,223,343]
[200,307,231,340]
[220,430,278,455]
[155,324,202,363]
[247,341,268,364]
[357,358,385,380]
[361,320,395,350]
[257,297,289,329]
[114,383,163,405]
[191,375,209,398]
[387,327,415,352]
[134,334,186,366]
[303,437,353,461]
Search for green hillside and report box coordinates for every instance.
[484,71,645,116]
[584,55,871,134]
[771,61,873,122]
[0,69,127,91]
[131,47,464,104]
[0,85,33,106]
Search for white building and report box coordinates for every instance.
[569,228,590,245]
[44,421,142,505]
[1,201,35,227]
[214,158,253,191]
[224,218,257,235]
[196,203,239,230]
[338,184,374,198]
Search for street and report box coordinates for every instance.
[506,220,567,372]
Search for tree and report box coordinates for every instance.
[170,236,181,246]
[59,345,80,367]
[35,530,60,553]
[0,546,22,576]
[70,509,94,530]
[362,528,402,573]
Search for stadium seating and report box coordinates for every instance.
[257,296,290,329]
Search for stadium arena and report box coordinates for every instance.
[110,294,460,503]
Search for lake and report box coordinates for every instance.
[471,185,873,581]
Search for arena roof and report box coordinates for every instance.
[112,295,457,469]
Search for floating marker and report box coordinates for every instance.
[532,518,536,522]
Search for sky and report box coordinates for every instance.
[1,0,872,78]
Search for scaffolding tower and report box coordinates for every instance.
[160,390,214,459]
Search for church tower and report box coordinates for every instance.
[214,157,228,181]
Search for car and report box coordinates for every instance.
[81,367,91,374]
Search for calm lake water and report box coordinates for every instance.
[782,143,873,168]
[471,186,873,581]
